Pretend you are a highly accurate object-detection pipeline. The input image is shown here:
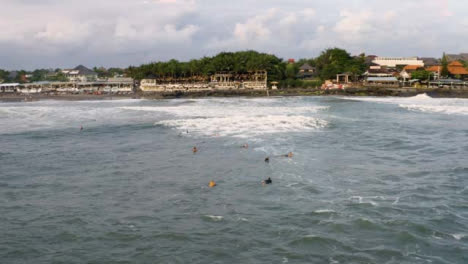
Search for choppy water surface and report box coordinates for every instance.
[1,95,467,263]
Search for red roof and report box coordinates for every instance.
[449,61,464,67]
[448,61,468,75]
[426,66,441,72]
[403,65,423,71]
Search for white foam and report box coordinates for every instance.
[204,215,224,221]
[121,105,328,117]
[156,115,327,138]
[0,101,146,134]
[0,98,329,137]
[349,196,378,206]
[347,93,468,116]
[452,233,467,240]
[400,104,468,115]
[314,209,336,214]
[120,100,330,138]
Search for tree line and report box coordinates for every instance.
[126,49,368,85]
[1,48,369,86]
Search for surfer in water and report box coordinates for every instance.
[285,152,293,158]
[264,157,270,163]
[192,146,198,153]
[242,143,249,149]
[262,177,272,185]
[209,180,216,188]
[80,125,83,131]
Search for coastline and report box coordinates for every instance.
[2,87,468,102]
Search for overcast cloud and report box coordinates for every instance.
[0,0,466,70]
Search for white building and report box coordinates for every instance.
[62,65,98,82]
[0,83,19,93]
[372,57,424,68]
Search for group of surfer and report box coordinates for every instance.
[191,142,293,188]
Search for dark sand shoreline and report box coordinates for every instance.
[2,88,468,102]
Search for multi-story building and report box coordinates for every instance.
[62,65,98,82]
[372,57,424,68]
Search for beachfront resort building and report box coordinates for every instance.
[399,65,424,81]
[372,57,424,68]
[425,62,468,80]
[364,77,399,87]
[140,71,268,92]
[210,71,267,90]
[446,61,468,79]
[0,78,135,95]
[0,83,20,93]
[62,65,98,82]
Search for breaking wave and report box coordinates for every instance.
[156,115,327,138]
[347,93,468,115]
[122,101,329,138]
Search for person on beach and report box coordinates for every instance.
[193,146,198,153]
[262,177,272,185]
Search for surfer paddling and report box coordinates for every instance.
[262,177,272,186]
[264,152,292,162]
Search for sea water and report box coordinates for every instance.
[1,95,467,263]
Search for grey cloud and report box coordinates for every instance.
[0,0,467,70]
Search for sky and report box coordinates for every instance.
[1,0,467,70]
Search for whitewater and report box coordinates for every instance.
[1,95,467,263]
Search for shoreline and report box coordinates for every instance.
[2,88,468,102]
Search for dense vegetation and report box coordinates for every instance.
[126,48,368,87]
[127,51,286,82]
[315,49,367,80]
[411,70,432,80]
[10,48,467,88]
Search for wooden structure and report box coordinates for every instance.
[336,73,352,83]
[297,63,317,80]
[428,79,468,89]
[364,77,400,87]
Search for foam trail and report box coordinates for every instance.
[203,215,224,221]
[314,209,336,214]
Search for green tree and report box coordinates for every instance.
[285,63,298,79]
[0,69,9,82]
[315,48,365,80]
[93,67,109,78]
[411,70,431,80]
[441,53,449,77]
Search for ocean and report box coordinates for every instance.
[1,95,467,263]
